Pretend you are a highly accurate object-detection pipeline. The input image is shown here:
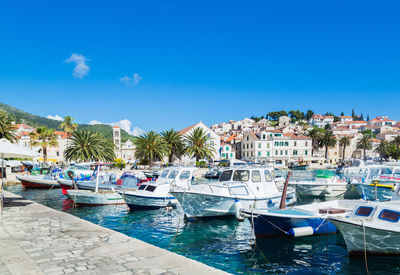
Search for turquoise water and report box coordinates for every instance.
[5,174,400,274]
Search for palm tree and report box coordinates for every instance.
[356,134,372,160]
[29,127,58,163]
[318,131,337,162]
[339,136,351,162]
[392,135,400,162]
[134,131,166,165]
[64,131,116,162]
[306,128,322,156]
[161,129,184,164]
[375,140,389,161]
[60,116,78,148]
[184,127,216,162]
[0,111,18,143]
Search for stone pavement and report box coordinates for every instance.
[0,191,229,275]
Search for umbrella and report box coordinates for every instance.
[0,139,39,204]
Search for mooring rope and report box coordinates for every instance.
[362,221,370,275]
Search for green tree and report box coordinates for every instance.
[288,110,304,122]
[29,126,58,163]
[375,140,389,161]
[267,110,288,121]
[305,110,314,121]
[391,135,400,161]
[339,136,351,161]
[318,131,337,162]
[340,112,344,116]
[367,114,370,121]
[161,129,185,164]
[306,128,323,156]
[184,127,216,162]
[357,134,372,160]
[64,131,116,162]
[134,131,166,165]
[114,158,126,170]
[0,111,18,143]
[60,116,78,148]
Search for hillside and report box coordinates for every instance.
[0,102,135,142]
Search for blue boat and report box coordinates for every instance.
[244,200,359,238]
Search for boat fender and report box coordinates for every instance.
[267,199,275,208]
[288,226,315,237]
[234,199,244,221]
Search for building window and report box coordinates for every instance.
[305,150,308,155]
[258,143,261,149]
[230,153,233,157]
[262,134,266,139]
[243,144,245,149]
[275,150,278,155]
[294,141,297,147]
[56,152,59,156]
[285,142,289,146]
[226,146,229,151]
[280,142,284,146]
[267,143,270,149]
[280,150,283,155]
[247,144,249,149]
[247,136,249,141]
[267,152,270,156]
[274,142,279,146]
[251,143,253,149]
[258,152,261,157]
[285,150,288,155]
[305,141,308,146]
[293,150,298,155]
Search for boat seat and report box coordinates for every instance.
[319,208,346,214]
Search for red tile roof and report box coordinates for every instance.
[178,122,201,135]
[283,132,311,139]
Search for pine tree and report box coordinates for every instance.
[367,114,370,121]
[351,109,355,119]
[360,113,364,121]
[341,112,344,116]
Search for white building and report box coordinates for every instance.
[309,114,334,128]
[241,131,312,165]
[179,122,220,163]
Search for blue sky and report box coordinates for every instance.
[1,1,400,134]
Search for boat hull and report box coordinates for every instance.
[330,218,400,255]
[122,193,177,210]
[17,175,60,189]
[171,191,296,219]
[67,190,125,206]
[353,184,394,201]
[249,211,336,237]
[293,184,347,198]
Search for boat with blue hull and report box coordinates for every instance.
[244,200,358,237]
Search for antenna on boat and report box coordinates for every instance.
[279,171,292,210]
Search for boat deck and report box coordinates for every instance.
[0,191,228,275]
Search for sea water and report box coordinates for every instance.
[5,171,400,274]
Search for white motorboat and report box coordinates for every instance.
[329,185,400,255]
[67,166,130,206]
[67,189,125,206]
[171,166,297,220]
[289,170,349,199]
[121,167,198,210]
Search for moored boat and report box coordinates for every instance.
[121,167,197,210]
[67,189,125,206]
[171,166,297,220]
[17,174,60,188]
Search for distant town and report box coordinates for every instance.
[7,107,400,167]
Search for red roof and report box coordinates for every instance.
[178,122,201,135]
[113,126,120,128]
[283,133,311,139]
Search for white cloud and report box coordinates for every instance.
[47,114,64,121]
[88,119,144,136]
[64,54,90,78]
[119,73,142,85]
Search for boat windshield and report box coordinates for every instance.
[219,170,233,182]
[160,170,169,178]
[179,171,191,180]
[264,170,273,182]
[350,160,361,167]
[233,170,249,182]
[168,170,178,179]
